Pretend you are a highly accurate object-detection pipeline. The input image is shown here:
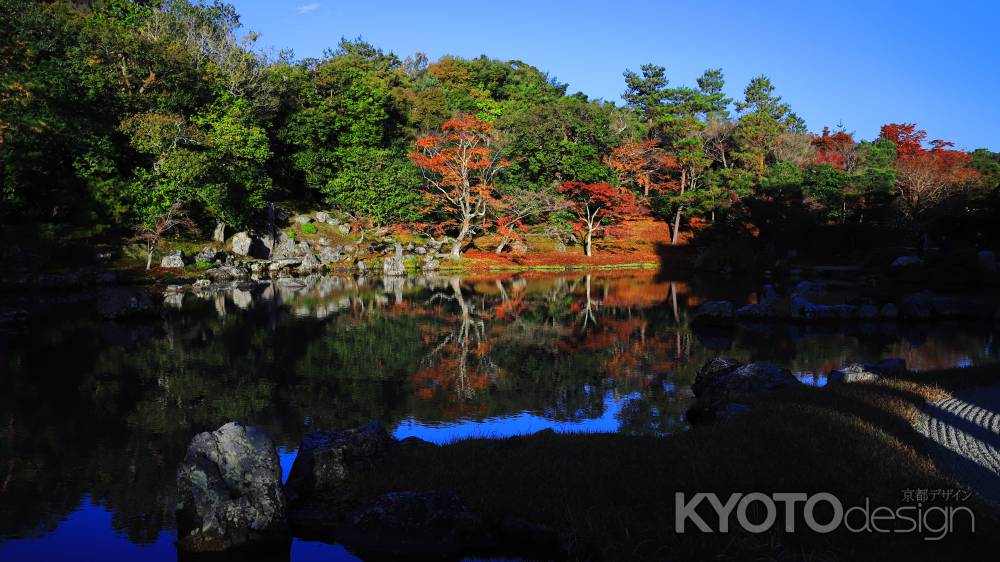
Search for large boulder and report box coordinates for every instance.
[383,244,407,277]
[319,247,341,265]
[336,490,494,559]
[270,234,300,260]
[195,247,221,264]
[690,358,800,421]
[176,422,288,553]
[691,300,735,325]
[285,421,393,503]
[298,252,320,273]
[160,250,188,268]
[204,265,248,283]
[230,232,253,256]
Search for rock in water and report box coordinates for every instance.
[231,232,253,256]
[176,422,288,553]
[689,358,799,421]
[195,247,221,263]
[285,421,392,502]
[691,300,735,325]
[160,250,188,268]
[383,244,406,277]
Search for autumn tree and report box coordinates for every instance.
[605,140,676,197]
[491,189,567,254]
[813,126,858,171]
[558,182,643,256]
[893,139,980,221]
[409,115,509,258]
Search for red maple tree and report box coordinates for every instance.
[558,182,644,256]
[409,115,509,258]
[812,127,858,171]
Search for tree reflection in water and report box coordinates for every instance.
[0,270,996,552]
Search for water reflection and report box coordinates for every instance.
[0,270,996,559]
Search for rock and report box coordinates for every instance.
[96,288,152,319]
[415,245,427,256]
[338,224,351,235]
[336,491,493,559]
[327,218,340,226]
[356,260,366,273]
[691,301,735,325]
[891,255,924,268]
[298,253,320,273]
[195,247,221,263]
[285,421,393,503]
[315,211,329,223]
[231,232,253,256]
[160,250,188,268]
[204,265,248,282]
[829,358,907,384]
[736,285,785,320]
[690,358,799,418]
[318,237,330,246]
[554,242,567,253]
[319,247,341,265]
[176,422,288,553]
[270,234,299,260]
[383,244,406,277]
[193,279,212,291]
[977,250,997,272]
[212,222,227,243]
[879,303,898,319]
[293,215,312,224]
[511,240,529,255]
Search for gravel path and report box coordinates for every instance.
[917,385,1000,504]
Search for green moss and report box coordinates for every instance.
[301,222,318,235]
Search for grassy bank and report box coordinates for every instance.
[350,366,1000,560]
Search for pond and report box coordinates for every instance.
[1,270,997,560]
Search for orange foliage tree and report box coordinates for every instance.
[605,140,677,197]
[558,182,644,256]
[812,127,858,171]
[409,115,508,258]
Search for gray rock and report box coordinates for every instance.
[315,211,329,223]
[270,234,299,260]
[691,358,799,416]
[318,237,330,246]
[293,215,312,224]
[692,301,735,325]
[176,422,288,552]
[193,279,212,290]
[204,265,248,282]
[298,253,320,273]
[356,260,366,272]
[96,288,152,319]
[383,244,407,277]
[163,293,184,309]
[415,245,427,255]
[736,285,785,320]
[212,222,227,243]
[338,224,351,235]
[791,296,857,321]
[891,255,924,268]
[231,232,253,256]
[160,250,188,268]
[285,421,393,503]
[336,490,493,559]
[319,247,341,265]
[195,247,221,263]
[829,358,907,384]
[554,242,567,253]
[327,218,341,226]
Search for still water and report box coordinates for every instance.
[1,271,997,560]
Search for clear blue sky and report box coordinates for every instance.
[232,0,999,151]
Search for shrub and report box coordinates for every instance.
[301,222,318,235]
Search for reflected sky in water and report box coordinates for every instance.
[1,270,996,560]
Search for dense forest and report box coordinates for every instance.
[2,0,999,259]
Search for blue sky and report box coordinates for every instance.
[232,0,998,150]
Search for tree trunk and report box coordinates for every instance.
[671,170,688,245]
[585,226,593,257]
[145,248,153,270]
[495,236,509,255]
[451,220,470,259]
